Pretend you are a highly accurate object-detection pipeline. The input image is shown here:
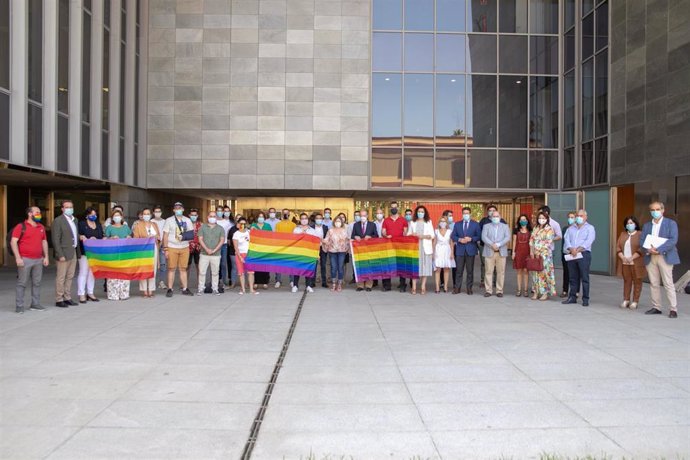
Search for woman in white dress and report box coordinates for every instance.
[434,216,456,293]
[407,205,435,295]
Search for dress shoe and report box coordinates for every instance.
[55,301,68,308]
[645,308,662,315]
[561,298,577,305]
[483,292,491,298]
[365,288,372,292]
[79,296,87,304]
[467,288,473,295]
[356,287,363,292]
[669,311,678,318]
[64,299,78,306]
[582,301,589,307]
[87,295,99,302]
[496,293,503,298]
[382,287,391,292]
[452,288,460,294]
[399,286,406,293]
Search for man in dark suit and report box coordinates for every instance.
[51,200,81,308]
[451,207,481,294]
[351,209,378,292]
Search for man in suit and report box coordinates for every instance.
[641,201,680,318]
[311,212,329,288]
[351,209,378,292]
[481,209,511,297]
[451,207,481,295]
[52,200,81,308]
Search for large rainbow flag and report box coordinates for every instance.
[244,229,321,277]
[83,237,156,280]
[351,236,419,282]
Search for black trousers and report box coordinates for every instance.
[439,269,457,287]
[561,252,570,293]
[319,249,328,285]
[567,251,591,301]
[454,254,475,290]
[382,277,406,290]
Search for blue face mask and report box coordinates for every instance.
[175,209,183,216]
[257,217,265,224]
[575,216,584,225]
[88,215,98,222]
[567,217,575,225]
[190,215,198,222]
[324,213,330,219]
[224,212,231,218]
[447,216,453,224]
[651,210,662,219]
[354,215,361,223]
[626,223,636,232]
[519,220,528,227]
[462,214,471,222]
[417,212,425,219]
[405,215,412,222]
[315,219,323,225]
[491,217,500,224]
[64,208,74,216]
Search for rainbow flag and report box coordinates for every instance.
[244,229,320,277]
[351,236,419,282]
[83,237,156,280]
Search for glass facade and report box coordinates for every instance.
[102,3,110,180]
[57,0,69,172]
[371,0,560,189]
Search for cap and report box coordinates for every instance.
[173,201,183,207]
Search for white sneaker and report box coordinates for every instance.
[620,300,630,309]
[275,281,281,288]
[629,302,638,309]
[291,286,298,293]
[197,290,203,296]
[213,290,220,296]
[306,286,314,293]
[290,281,294,288]
[158,281,167,290]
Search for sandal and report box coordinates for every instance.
[411,289,417,295]
[522,290,529,297]
[539,294,549,301]
[516,290,522,297]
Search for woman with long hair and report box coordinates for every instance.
[407,205,434,295]
[77,207,104,303]
[529,211,556,300]
[511,214,532,297]
[132,207,160,298]
[104,209,132,300]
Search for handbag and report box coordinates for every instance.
[526,255,544,271]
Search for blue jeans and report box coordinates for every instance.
[329,252,346,281]
[157,247,167,284]
[219,245,228,285]
[292,275,314,288]
[567,251,591,301]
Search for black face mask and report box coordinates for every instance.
[282,213,290,220]
[390,208,398,215]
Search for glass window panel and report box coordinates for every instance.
[595,50,608,137]
[529,76,558,149]
[103,29,110,127]
[436,34,465,72]
[595,137,608,184]
[81,124,90,176]
[0,0,10,89]
[564,71,575,146]
[563,147,575,188]
[84,0,91,10]
[58,0,69,113]
[583,0,594,16]
[374,0,402,29]
[564,27,575,71]
[121,9,126,41]
[404,74,433,146]
[498,150,527,188]
[27,103,42,167]
[372,148,402,187]
[0,91,8,160]
[499,75,527,148]
[530,36,558,74]
[596,1,608,51]
[104,0,111,28]
[467,34,497,73]
[101,131,109,179]
[499,0,527,33]
[467,149,496,188]
[404,33,433,71]
[582,59,594,141]
[499,35,527,73]
[437,0,467,32]
[469,0,497,32]
[120,42,126,133]
[373,33,402,71]
[28,0,43,103]
[582,13,594,60]
[565,0,575,29]
[529,150,558,189]
[405,0,434,30]
[467,75,496,147]
[57,114,68,172]
[529,0,558,34]
[435,149,466,187]
[82,11,91,123]
[581,141,594,186]
[119,137,125,183]
[372,74,402,146]
[436,75,466,146]
[403,149,434,187]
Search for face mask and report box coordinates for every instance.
[651,210,662,219]
[417,212,425,219]
[64,208,74,216]
[405,215,412,222]
[208,217,217,224]
[283,213,290,220]
[360,215,368,222]
[462,214,471,222]
[376,213,383,221]
[390,208,398,215]
[567,217,575,225]
[439,222,447,229]
[257,217,265,224]
[88,215,98,222]
[224,212,231,218]
[269,212,276,219]
[335,221,343,228]
[143,215,152,222]
[300,219,308,225]
[32,214,42,222]
[447,216,454,224]
[113,216,122,224]
[491,217,500,224]
[315,219,323,225]
[175,209,183,216]
[154,212,162,218]
[575,216,584,225]
[519,220,528,226]
[354,215,361,223]
[324,212,331,219]
[626,223,636,232]
[190,215,198,222]
[538,218,547,225]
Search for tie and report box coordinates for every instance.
[361,222,365,234]
[464,222,468,233]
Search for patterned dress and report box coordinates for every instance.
[529,226,556,296]
[104,224,132,300]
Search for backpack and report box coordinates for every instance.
[6,222,26,258]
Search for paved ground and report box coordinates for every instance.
[0,264,688,459]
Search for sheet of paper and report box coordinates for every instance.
[564,253,583,261]
[642,234,667,249]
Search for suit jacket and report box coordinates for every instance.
[52,214,81,260]
[640,218,680,265]
[351,220,378,239]
[481,222,511,258]
[451,220,481,256]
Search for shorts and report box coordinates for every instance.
[235,253,252,275]
[167,247,190,270]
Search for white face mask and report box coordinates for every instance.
[439,222,447,229]
[334,221,343,228]
[153,212,162,218]
[538,218,547,225]
[300,219,309,225]
[376,213,384,220]
[269,212,276,219]
[208,217,217,224]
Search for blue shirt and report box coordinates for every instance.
[563,222,596,253]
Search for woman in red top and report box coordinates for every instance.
[511,214,532,297]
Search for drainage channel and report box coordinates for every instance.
[240,290,308,460]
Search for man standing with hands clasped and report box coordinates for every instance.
[480,209,511,297]
[351,209,378,292]
[52,200,81,308]
[562,209,596,307]
[11,206,50,313]
[641,201,680,318]
[196,210,226,296]
[451,207,481,295]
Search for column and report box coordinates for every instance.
[42,0,57,170]
[124,0,136,185]
[9,0,27,165]
[67,0,83,176]
[89,0,103,178]
[108,0,122,181]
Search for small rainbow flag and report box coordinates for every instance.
[351,236,420,282]
[83,237,156,280]
[244,229,320,277]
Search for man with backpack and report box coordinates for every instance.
[10,206,50,314]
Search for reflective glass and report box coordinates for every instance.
[565,0,575,29]
[581,141,594,186]
[467,149,496,187]
[436,34,465,72]
[101,132,109,179]
[564,71,575,146]
[499,35,527,73]
[372,74,402,146]
[530,36,558,74]
[596,2,608,51]
[435,149,466,187]
[404,33,433,71]
[0,91,8,159]
[467,75,496,147]
[582,59,594,141]
[57,115,69,172]
[404,74,434,146]
[595,137,608,184]
[28,0,43,103]
[0,0,10,89]
[529,150,558,189]
[499,0,527,33]
[498,150,527,188]
[81,124,90,176]
[529,76,558,149]
[529,0,558,34]
[403,149,434,187]
[405,0,434,30]
[582,13,594,59]
[564,27,575,71]
[27,103,42,167]
[467,35,497,73]
[583,0,594,16]
[437,0,467,32]
[374,0,402,30]
[499,75,527,148]
[82,11,91,122]
[373,33,402,71]
[436,75,466,146]
[595,50,608,137]
[563,147,575,188]
[372,148,403,187]
[58,0,69,113]
[469,0,497,32]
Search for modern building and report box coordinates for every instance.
[0,0,688,275]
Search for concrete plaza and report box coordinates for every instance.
[1,265,688,459]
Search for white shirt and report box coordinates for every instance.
[312,225,326,241]
[232,229,250,254]
[217,219,232,239]
[266,217,281,230]
[152,218,166,241]
[294,225,320,239]
[623,232,634,259]
[652,217,663,237]
[375,219,384,237]
[163,215,193,249]
[66,215,78,248]
[549,218,562,252]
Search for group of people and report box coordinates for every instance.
[10,199,681,318]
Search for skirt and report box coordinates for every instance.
[419,253,433,277]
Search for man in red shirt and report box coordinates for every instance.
[381,201,409,293]
[11,206,50,313]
